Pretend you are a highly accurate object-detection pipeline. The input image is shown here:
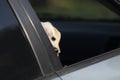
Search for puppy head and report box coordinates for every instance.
[41,22,61,55]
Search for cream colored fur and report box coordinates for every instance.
[41,22,61,55]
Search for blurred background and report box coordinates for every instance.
[29,0,120,66]
[29,0,120,21]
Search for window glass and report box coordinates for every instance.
[29,0,120,66]
[0,1,41,79]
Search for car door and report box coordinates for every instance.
[38,48,120,80]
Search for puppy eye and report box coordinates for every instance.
[51,37,56,41]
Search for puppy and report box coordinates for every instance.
[41,22,61,56]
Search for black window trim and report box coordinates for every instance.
[8,0,62,77]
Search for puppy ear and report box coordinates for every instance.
[41,22,55,33]
[41,22,48,32]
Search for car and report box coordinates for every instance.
[0,0,120,80]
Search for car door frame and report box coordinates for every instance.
[8,0,62,78]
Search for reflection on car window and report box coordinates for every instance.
[0,0,41,80]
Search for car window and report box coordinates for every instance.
[0,0,42,79]
[29,0,120,66]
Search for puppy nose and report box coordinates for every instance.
[54,48,58,53]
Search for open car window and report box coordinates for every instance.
[29,1,120,80]
[29,0,120,66]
